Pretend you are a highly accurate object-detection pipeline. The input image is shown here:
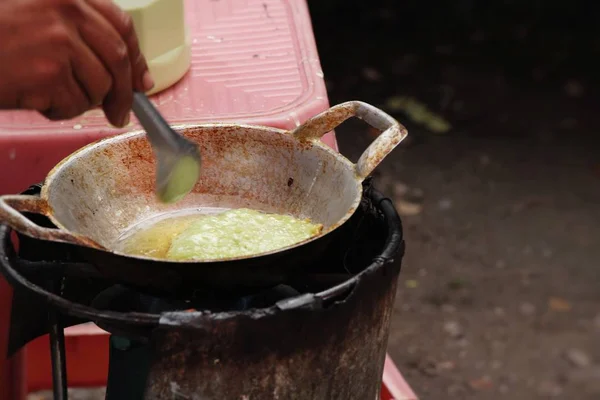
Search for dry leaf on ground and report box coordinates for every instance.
[548,297,572,312]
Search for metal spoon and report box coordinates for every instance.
[131,92,202,204]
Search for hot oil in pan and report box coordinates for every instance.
[115,208,323,261]
[114,209,207,260]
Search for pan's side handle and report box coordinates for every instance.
[291,101,408,181]
[0,195,103,249]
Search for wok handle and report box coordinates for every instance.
[291,101,408,180]
[0,195,103,249]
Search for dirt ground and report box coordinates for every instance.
[28,2,600,400]
[310,1,600,399]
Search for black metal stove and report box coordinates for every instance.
[0,181,404,400]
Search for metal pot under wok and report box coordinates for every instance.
[0,102,407,295]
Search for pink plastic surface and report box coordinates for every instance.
[382,353,419,400]
[0,0,335,195]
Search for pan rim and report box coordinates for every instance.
[39,123,363,263]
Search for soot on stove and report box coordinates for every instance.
[1,179,405,400]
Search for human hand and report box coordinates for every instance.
[0,0,154,127]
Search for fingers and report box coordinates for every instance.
[42,63,90,120]
[18,90,52,113]
[70,36,112,107]
[82,0,154,127]
[72,1,133,127]
[17,50,91,119]
[87,0,154,93]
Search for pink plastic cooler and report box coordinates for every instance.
[0,1,415,399]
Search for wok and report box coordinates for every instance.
[0,101,407,295]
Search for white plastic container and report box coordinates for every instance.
[114,0,192,95]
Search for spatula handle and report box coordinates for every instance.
[131,92,180,151]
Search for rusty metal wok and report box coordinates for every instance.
[0,102,407,295]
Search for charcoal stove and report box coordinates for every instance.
[0,180,405,400]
